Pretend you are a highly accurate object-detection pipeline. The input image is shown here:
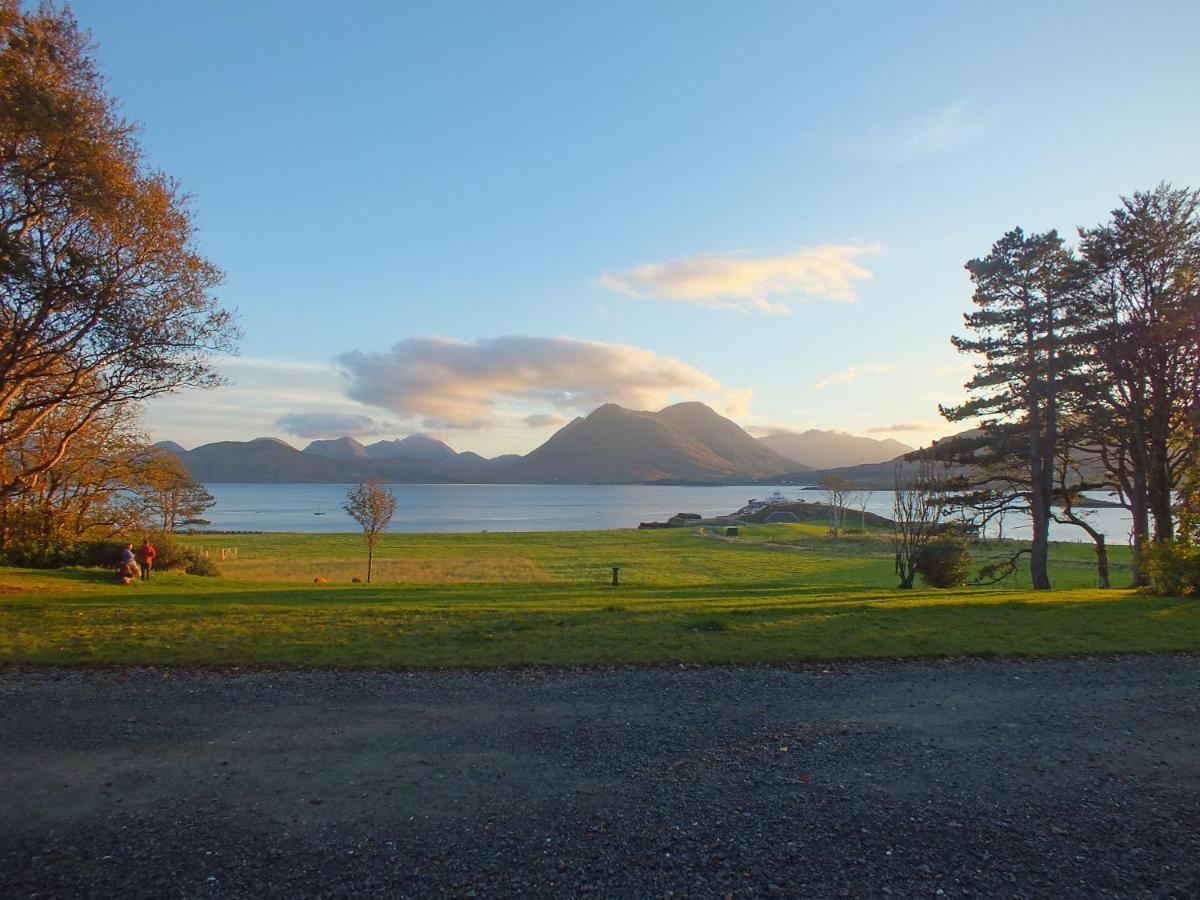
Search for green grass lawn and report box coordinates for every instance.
[0,525,1194,668]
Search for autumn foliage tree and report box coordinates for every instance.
[0,2,237,504]
[344,479,397,584]
[130,447,214,532]
[0,401,146,558]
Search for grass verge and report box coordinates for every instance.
[0,526,1193,668]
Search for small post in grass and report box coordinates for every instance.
[611,566,620,587]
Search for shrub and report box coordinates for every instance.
[184,554,221,577]
[135,531,189,570]
[1142,542,1200,598]
[1,539,77,568]
[915,537,972,588]
[75,540,132,568]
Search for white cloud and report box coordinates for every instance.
[141,357,369,446]
[719,388,754,419]
[337,336,722,429]
[815,364,896,390]
[276,411,389,439]
[598,245,878,313]
[847,100,984,162]
[866,422,945,434]
[907,101,984,153]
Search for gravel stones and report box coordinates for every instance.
[1,655,1198,897]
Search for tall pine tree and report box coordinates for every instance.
[941,229,1085,589]
[1078,184,1200,575]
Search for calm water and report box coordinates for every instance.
[198,483,1135,543]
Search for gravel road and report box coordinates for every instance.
[2,656,1198,898]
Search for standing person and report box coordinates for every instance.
[137,539,157,581]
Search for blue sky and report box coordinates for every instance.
[68,0,1200,455]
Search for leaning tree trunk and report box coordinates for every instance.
[1057,509,1110,589]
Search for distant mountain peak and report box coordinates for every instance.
[367,433,458,461]
[757,429,913,469]
[509,400,798,483]
[250,436,295,449]
[302,436,368,459]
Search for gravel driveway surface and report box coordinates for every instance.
[2,655,1198,898]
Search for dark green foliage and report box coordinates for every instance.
[184,554,221,577]
[75,540,131,568]
[142,531,189,571]
[1141,543,1200,598]
[0,529,218,577]
[915,538,973,588]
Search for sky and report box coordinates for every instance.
[66,0,1200,456]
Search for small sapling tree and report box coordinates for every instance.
[343,479,396,583]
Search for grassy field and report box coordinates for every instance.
[0,524,1195,668]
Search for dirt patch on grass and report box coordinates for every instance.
[0,583,65,595]
[225,557,555,584]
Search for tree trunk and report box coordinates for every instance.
[1128,467,1151,587]
[1027,401,1052,590]
[1148,464,1175,543]
[1094,534,1110,589]
[367,546,374,584]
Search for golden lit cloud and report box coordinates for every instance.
[598,245,878,312]
[866,422,945,434]
[523,413,567,429]
[338,336,722,429]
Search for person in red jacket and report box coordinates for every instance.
[136,539,157,581]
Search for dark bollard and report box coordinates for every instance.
[611,566,620,586]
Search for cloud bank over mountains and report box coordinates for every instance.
[275,411,389,439]
[336,336,726,430]
[598,245,877,313]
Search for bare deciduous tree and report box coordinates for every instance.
[851,488,871,533]
[892,453,945,589]
[344,479,396,584]
[820,475,852,539]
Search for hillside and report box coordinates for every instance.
[363,434,458,462]
[163,403,935,485]
[175,438,458,483]
[507,402,798,483]
[757,430,912,469]
[302,437,368,459]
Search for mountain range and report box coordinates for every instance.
[757,429,912,469]
[159,402,919,484]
